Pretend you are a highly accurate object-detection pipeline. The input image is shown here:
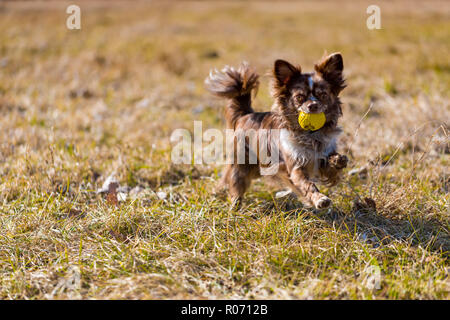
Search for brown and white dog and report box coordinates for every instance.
[205,53,348,209]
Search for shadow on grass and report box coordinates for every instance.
[254,194,450,257]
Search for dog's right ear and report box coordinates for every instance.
[274,60,301,85]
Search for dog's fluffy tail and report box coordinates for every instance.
[205,62,259,128]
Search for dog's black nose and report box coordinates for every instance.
[308,103,319,112]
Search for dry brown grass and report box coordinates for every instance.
[0,0,448,299]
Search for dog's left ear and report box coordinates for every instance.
[315,53,343,75]
[314,53,345,94]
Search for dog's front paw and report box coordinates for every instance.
[314,195,332,209]
[328,154,348,170]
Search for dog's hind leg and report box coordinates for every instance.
[228,164,258,208]
[218,164,231,191]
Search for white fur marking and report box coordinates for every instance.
[280,129,311,167]
[308,76,314,90]
[280,129,338,179]
[307,75,318,102]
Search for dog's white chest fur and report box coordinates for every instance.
[280,129,337,168]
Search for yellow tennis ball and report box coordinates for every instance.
[298,112,326,131]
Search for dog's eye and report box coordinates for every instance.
[296,95,306,103]
[315,90,327,100]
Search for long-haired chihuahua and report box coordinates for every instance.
[205,53,348,209]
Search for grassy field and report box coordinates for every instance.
[0,0,449,299]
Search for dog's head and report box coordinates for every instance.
[271,53,346,130]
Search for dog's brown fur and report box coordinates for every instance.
[205,53,348,209]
